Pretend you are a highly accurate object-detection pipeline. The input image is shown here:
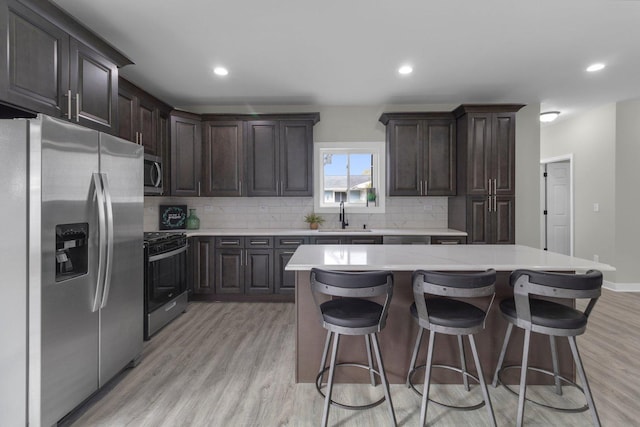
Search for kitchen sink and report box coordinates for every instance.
[317,229,372,232]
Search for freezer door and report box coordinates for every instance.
[98,133,144,385]
[39,115,101,426]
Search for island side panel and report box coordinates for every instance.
[295,270,574,384]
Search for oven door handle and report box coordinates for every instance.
[148,244,188,262]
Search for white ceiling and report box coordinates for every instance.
[52,0,640,120]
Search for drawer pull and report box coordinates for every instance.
[250,240,269,245]
[281,240,301,245]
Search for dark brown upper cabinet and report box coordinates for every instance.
[379,113,456,197]
[118,78,171,156]
[0,0,131,133]
[448,104,524,244]
[202,120,244,196]
[245,119,315,197]
[170,111,202,196]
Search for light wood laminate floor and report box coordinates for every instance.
[64,289,640,426]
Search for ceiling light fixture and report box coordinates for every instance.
[398,65,413,75]
[586,63,605,72]
[540,111,560,123]
[213,67,229,76]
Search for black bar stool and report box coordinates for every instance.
[407,269,497,427]
[492,269,602,427]
[310,268,396,427]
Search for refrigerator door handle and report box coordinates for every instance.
[92,173,107,312]
[100,173,114,309]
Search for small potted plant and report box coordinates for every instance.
[304,213,325,230]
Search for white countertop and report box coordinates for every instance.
[183,228,467,237]
[285,244,615,272]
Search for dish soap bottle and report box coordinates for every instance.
[186,208,200,229]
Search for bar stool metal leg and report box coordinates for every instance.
[469,334,497,427]
[458,335,470,392]
[319,330,332,385]
[568,336,601,427]
[419,331,436,427]
[549,335,563,396]
[371,333,397,426]
[492,323,514,387]
[365,334,376,387]
[407,328,424,387]
[517,329,532,427]
[322,332,341,427]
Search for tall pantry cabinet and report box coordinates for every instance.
[448,104,524,244]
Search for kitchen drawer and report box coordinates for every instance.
[215,236,243,248]
[275,236,308,248]
[347,236,383,244]
[431,236,467,245]
[245,236,274,248]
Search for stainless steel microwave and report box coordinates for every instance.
[144,154,163,195]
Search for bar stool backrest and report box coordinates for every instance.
[413,269,497,299]
[310,268,394,329]
[510,269,603,328]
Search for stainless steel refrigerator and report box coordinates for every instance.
[0,115,143,426]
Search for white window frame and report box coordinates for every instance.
[313,141,386,214]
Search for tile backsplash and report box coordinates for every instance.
[144,196,448,231]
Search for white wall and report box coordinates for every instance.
[540,104,616,268]
[614,99,640,284]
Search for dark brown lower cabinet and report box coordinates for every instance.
[467,195,515,244]
[431,235,467,245]
[213,236,274,295]
[274,236,308,294]
[245,249,273,294]
[191,237,215,294]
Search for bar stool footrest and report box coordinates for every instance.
[407,363,486,411]
[496,365,589,413]
[316,362,387,411]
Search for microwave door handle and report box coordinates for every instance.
[153,162,162,187]
[148,244,188,262]
[92,173,107,312]
[100,173,114,309]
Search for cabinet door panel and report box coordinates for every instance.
[170,115,201,196]
[466,114,491,195]
[193,238,215,294]
[215,249,243,294]
[245,250,273,294]
[158,111,170,193]
[493,196,515,244]
[280,121,313,196]
[4,2,69,117]
[492,113,516,195]
[468,196,490,244]
[117,87,136,142]
[387,120,421,196]
[275,249,296,294]
[203,121,243,196]
[69,39,117,134]
[138,97,157,155]
[424,119,456,196]
[246,121,279,196]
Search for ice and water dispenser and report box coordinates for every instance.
[55,223,88,281]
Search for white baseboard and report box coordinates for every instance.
[604,281,640,292]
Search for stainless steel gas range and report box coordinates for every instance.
[143,232,189,340]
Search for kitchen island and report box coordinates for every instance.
[286,244,615,384]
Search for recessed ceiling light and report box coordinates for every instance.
[540,111,560,123]
[213,67,229,76]
[586,63,605,72]
[398,65,413,75]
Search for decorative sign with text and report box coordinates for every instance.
[159,205,187,230]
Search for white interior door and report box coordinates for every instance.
[544,160,572,255]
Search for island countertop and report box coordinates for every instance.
[285,244,615,272]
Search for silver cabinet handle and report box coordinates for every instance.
[140,132,143,146]
[488,179,492,195]
[438,240,460,245]
[239,180,242,196]
[494,179,497,195]
[493,195,497,212]
[281,240,301,245]
[220,240,241,245]
[424,180,428,196]
[419,180,423,195]
[250,240,269,245]
[198,181,201,197]
[280,181,284,195]
[75,92,80,122]
[488,196,492,212]
[100,173,114,309]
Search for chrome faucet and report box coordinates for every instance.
[339,201,349,229]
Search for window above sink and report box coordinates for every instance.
[314,141,386,214]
